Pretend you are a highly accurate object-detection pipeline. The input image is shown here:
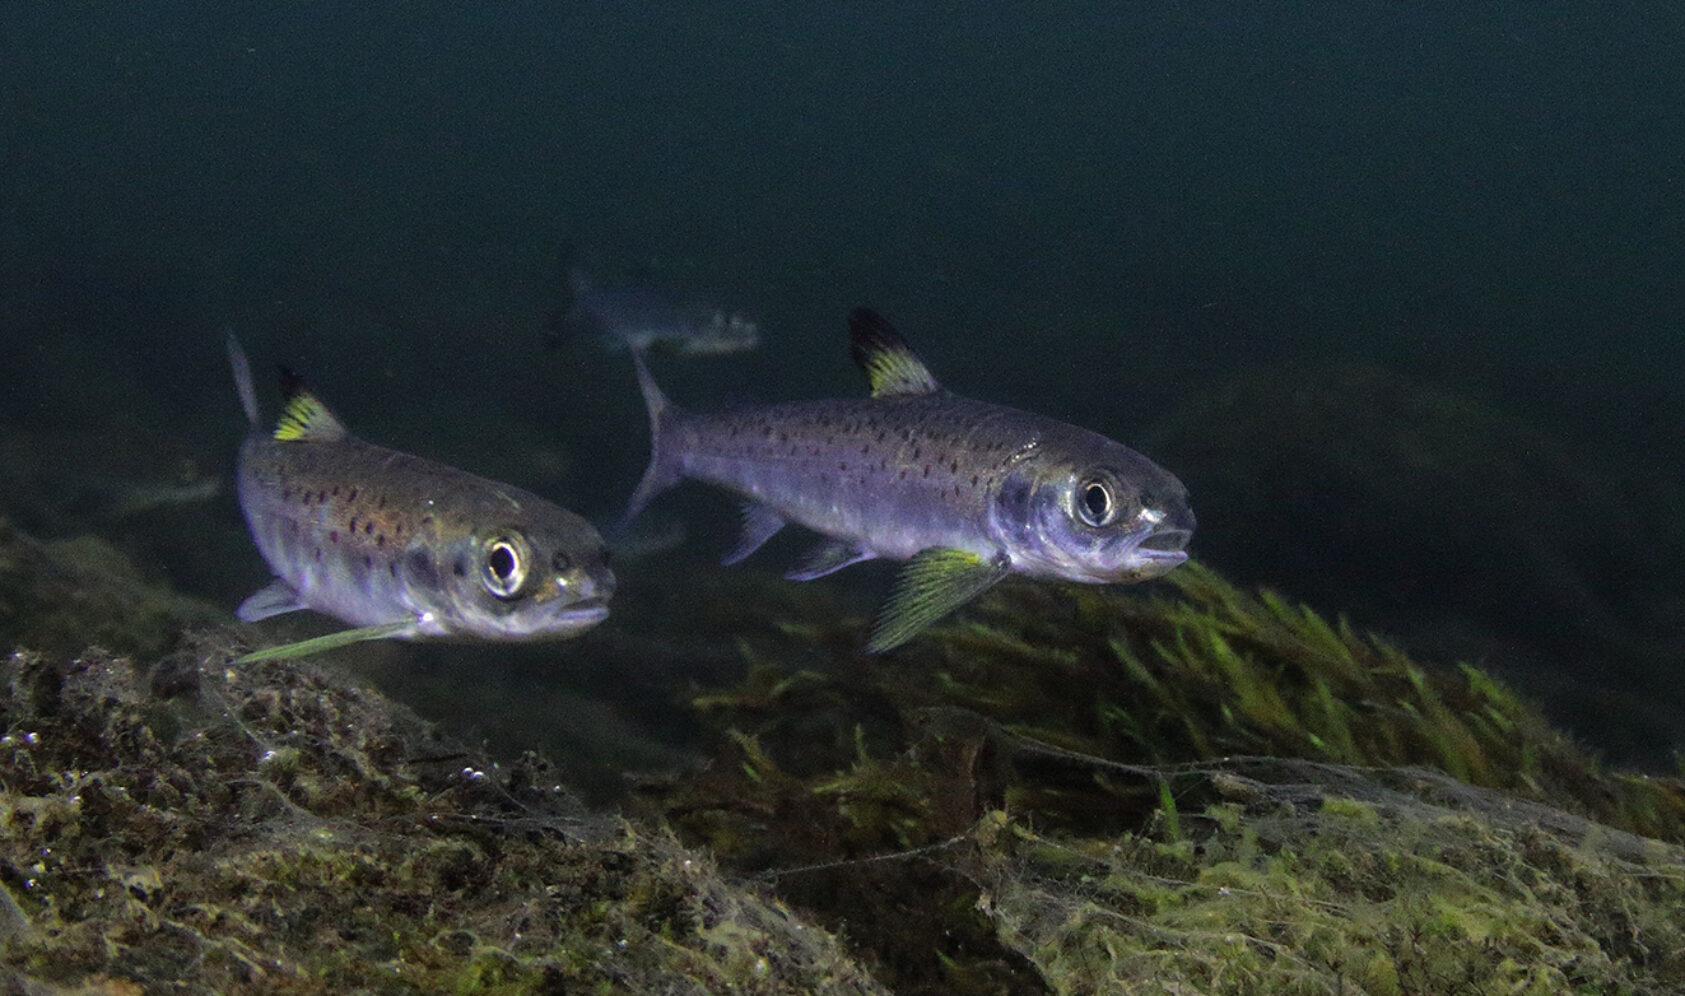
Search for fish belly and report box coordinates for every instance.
[237,446,430,630]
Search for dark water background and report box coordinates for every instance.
[3,3,1682,768]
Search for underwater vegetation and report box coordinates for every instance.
[634,561,1685,994]
[3,512,1684,994]
[1147,358,1685,762]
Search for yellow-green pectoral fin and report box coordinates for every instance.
[867,547,1012,653]
[233,621,415,664]
[273,368,349,442]
[848,307,942,398]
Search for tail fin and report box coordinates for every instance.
[226,330,259,427]
[619,350,684,529]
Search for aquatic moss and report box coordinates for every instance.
[0,643,887,995]
[635,559,1685,995]
[974,761,1685,994]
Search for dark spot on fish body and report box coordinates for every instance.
[406,550,436,585]
[329,530,339,544]
[331,486,340,497]
[452,559,467,578]
[348,488,358,502]
[950,460,959,473]
[388,561,398,578]
[364,521,374,535]
[376,535,386,548]
[923,465,932,478]
[364,555,373,568]
[350,516,359,532]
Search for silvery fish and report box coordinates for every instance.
[227,334,613,658]
[622,308,1194,651]
[546,264,760,356]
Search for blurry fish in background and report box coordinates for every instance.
[227,333,614,661]
[543,245,760,356]
[70,460,220,521]
[621,308,1194,652]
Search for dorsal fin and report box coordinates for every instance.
[272,366,348,442]
[848,307,941,398]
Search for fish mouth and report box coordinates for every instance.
[1137,528,1193,560]
[555,598,611,627]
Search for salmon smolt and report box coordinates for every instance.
[227,334,613,655]
[622,308,1194,651]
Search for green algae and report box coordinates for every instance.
[636,560,1685,995]
[0,645,886,995]
[5,490,1685,996]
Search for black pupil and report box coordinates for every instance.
[1084,484,1110,520]
[488,544,516,580]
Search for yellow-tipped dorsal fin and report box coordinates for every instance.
[273,368,348,442]
[848,307,942,398]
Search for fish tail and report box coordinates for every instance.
[226,329,259,426]
[619,350,683,528]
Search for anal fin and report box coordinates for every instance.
[786,538,875,581]
[721,502,786,566]
[867,548,1011,653]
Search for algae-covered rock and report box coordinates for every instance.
[974,762,1685,995]
[0,516,223,661]
[0,643,886,995]
[632,560,1685,995]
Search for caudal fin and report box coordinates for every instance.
[618,351,683,529]
[226,330,259,427]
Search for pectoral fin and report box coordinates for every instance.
[722,502,786,565]
[233,620,417,664]
[786,538,875,581]
[867,548,1011,653]
[236,579,307,622]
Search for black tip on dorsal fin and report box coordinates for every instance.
[271,364,348,443]
[848,307,941,398]
[277,365,307,400]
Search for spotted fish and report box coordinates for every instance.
[227,334,612,659]
[622,308,1194,651]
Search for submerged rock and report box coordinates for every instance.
[2,507,1683,995]
[0,516,223,660]
[0,644,886,995]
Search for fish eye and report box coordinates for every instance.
[481,535,530,599]
[1077,478,1115,527]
